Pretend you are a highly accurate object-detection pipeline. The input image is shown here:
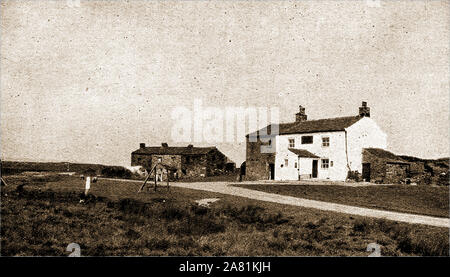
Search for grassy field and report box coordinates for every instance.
[234,184,449,218]
[1,175,448,256]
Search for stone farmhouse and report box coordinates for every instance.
[245,102,410,183]
[131,143,235,179]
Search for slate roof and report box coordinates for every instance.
[288,148,320,158]
[132,146,216,156]
[247,116,362,137]
[363,148,410,164]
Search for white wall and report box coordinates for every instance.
[298,158,313,177]
[345,117,387,174]
[274,149,299,180]
[273,117,387,181]
[275,131,348,181]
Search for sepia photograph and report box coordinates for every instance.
[0,0,449,267]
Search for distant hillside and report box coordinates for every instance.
[0,160,117,175]
[399,156,449,168]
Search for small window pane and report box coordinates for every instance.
[321,159,329,169]
[285,159,289,167]
[322,137,330,147]
[289,139,295,148]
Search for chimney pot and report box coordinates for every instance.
[140,143,145,148]
[295,105,307,122]
[187,144,193,148]
[359,102,370,117]
[161,143,168,147]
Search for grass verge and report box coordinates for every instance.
[233,184,449,218]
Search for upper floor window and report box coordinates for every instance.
[288,138,295,148]
[322,137,330,147]
[284,159,289,167]
[321,159,329,169]
[301,136,313,144]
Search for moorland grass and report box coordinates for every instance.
[1,176,448,256]
[234,184,449,218]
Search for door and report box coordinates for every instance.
[269,164,275,180]
[312,160,318,178]
[362,163,371,182]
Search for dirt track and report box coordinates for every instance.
[103,178,450,228]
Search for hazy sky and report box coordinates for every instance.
[1,0,449,166]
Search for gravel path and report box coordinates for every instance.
[102,178,450,228]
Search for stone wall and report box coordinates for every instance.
[132,149,233,179]
[182,155,207,177]
[206,148,228,176]
[385,163,410,184]
[131,154,183,177]
[245,136,275,180]
[361,149,410,184]
[131,153,153,169]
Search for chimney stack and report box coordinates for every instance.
[187,144,193,148]
[359,101,370,117]
[139,143,145,148]
[161,143,168,147]
[295,105,308,122]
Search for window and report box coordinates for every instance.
[285,159,289,167]
[301,136,313,144]
[322,137,330,147]
[157,157,162,163]
[321,159,329,169]
[288,138,295,148]
[268,139,272,146]
[295,162,298,169]
[330,161,333,167]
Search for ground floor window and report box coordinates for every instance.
[321,159,329,169]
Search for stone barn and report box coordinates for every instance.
[131,143,233,179]
[362,148,411,183]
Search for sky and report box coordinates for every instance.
[1,0,449,166]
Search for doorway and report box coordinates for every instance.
[312,160,318,178]
[269,164,275,180]
[362,163,371,182]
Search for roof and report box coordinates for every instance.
[363,148,410,164]
[132,146,216,156]
[288,148,320,158]
[247,116,362,137]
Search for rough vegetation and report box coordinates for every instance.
[1,176,448,256]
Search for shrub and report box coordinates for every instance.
[347,170,362,182]
[222,205,288,225]
[352,219,372,233]
[146,238,170,250]
[116,198,149,215]
[161,206,190,220]
[167,216,225,236]
[100,167,132,179]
